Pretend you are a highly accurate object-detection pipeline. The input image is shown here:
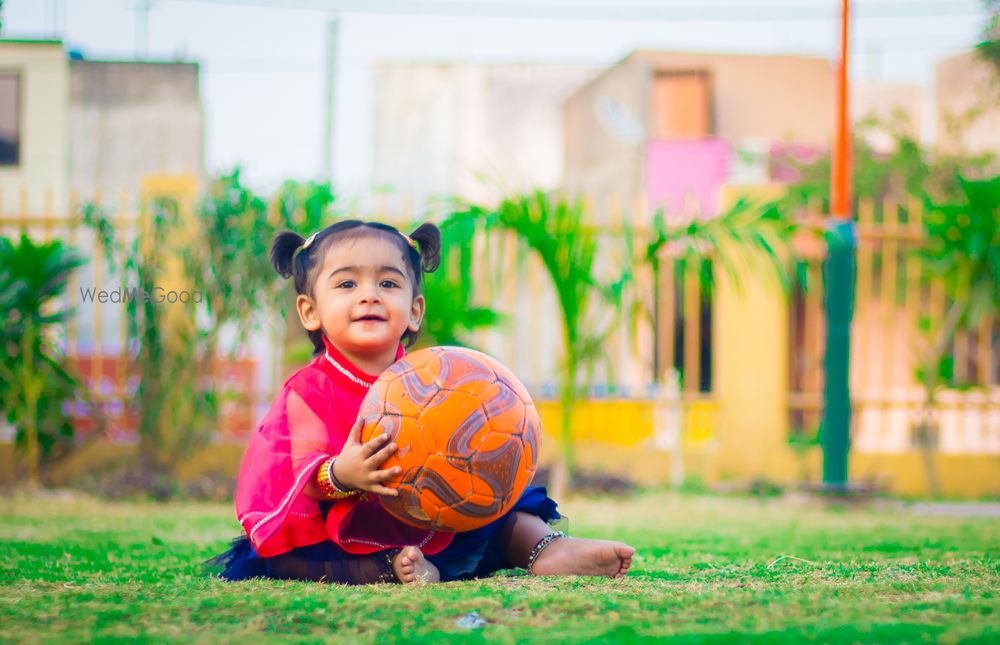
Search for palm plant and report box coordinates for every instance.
[644,199,796,320]
[419,211,503,348]
[456,191,629,494]
[914,175,1000,494]
[0,234,86,486]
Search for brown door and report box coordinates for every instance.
[650,71,711,138]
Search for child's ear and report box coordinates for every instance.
[296,294,322,332]
[408,294,426,332]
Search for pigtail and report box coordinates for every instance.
[408,222,441,273]
[271,230,306,279]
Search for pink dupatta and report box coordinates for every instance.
[234,337,453,557]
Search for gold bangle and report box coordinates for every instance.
[316,456,359,499]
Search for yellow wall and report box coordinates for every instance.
[711,185,793,480]
[530,401,999,497]
[0,40,69,214]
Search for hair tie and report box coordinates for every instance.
[293,231,319,258]
[402,234,419,252]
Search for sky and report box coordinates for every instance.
[3,0,991,194]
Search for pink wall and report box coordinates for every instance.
[645,139,731,219]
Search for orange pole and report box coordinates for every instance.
[832,0,851,218]
[821,0,855,490]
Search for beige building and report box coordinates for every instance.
[372,62,602,205]
[851,80,923,149]
[0,40,70,214]
[564,50,837,206]
[936,50,1000,158]
[0,39,204,215]
[69,60,204,200]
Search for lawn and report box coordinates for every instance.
[1,491,997,643]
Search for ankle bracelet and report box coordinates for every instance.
[527,531,568,573]
[379,548,402,584]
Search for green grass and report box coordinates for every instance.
[1,492,997,643]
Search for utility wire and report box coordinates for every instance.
[167,0,987,21]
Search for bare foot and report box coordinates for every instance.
[530,537,635,579]
[391,546,440,585]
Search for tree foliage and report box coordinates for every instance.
[82,170,284,485]
[0,235,86,485]
[977,0,1000,78]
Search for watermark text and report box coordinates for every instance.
[79,286,205,305]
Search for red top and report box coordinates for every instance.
[234,336,454,557]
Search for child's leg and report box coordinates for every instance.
[266,543,440,585]
[265,547,398,584]
[501,511,636,578]
[391,546,440,584]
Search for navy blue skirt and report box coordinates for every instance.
[208,486,560,583]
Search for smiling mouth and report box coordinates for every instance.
[355,315,387,322]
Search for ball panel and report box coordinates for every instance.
[485,355,533,403]
[470,470,498,498]
[475,381,520,424]
[421,454,472,493]
[471,434,523,502]
[422,389,486,450]
[435,495,500,533]
[382,372,435,418]
[519,406,541,466]
[434,347,497,391]
[483,390,526,436]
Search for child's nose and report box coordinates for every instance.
[358,283,381,303]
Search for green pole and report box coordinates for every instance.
[821,219,856,490]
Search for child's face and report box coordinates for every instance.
[296,235,424,362]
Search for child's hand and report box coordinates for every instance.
[332,416,401,497]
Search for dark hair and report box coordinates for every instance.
[271,220,441,355]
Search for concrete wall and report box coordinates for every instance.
[69,60,204,200]
[372,62,600,205]
[852,81,923,142]
[935,50,1000,158]
[563,54,646,214]
[0,40,69,214]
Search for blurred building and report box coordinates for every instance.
[552,50,997,497]
[0,39,204,213]
[564,50,836,219]
[935,50,1000,158]
[851,80,923,149]
[68,59,204,199]
[372,61,602,204]
[0,40,70,214]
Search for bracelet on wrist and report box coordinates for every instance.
[316,456,360,499]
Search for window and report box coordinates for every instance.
[0,73,21,166]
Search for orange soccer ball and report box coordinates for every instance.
[358,346,540,532]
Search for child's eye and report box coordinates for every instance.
[336,280,356,289]
[380,280,399,288]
